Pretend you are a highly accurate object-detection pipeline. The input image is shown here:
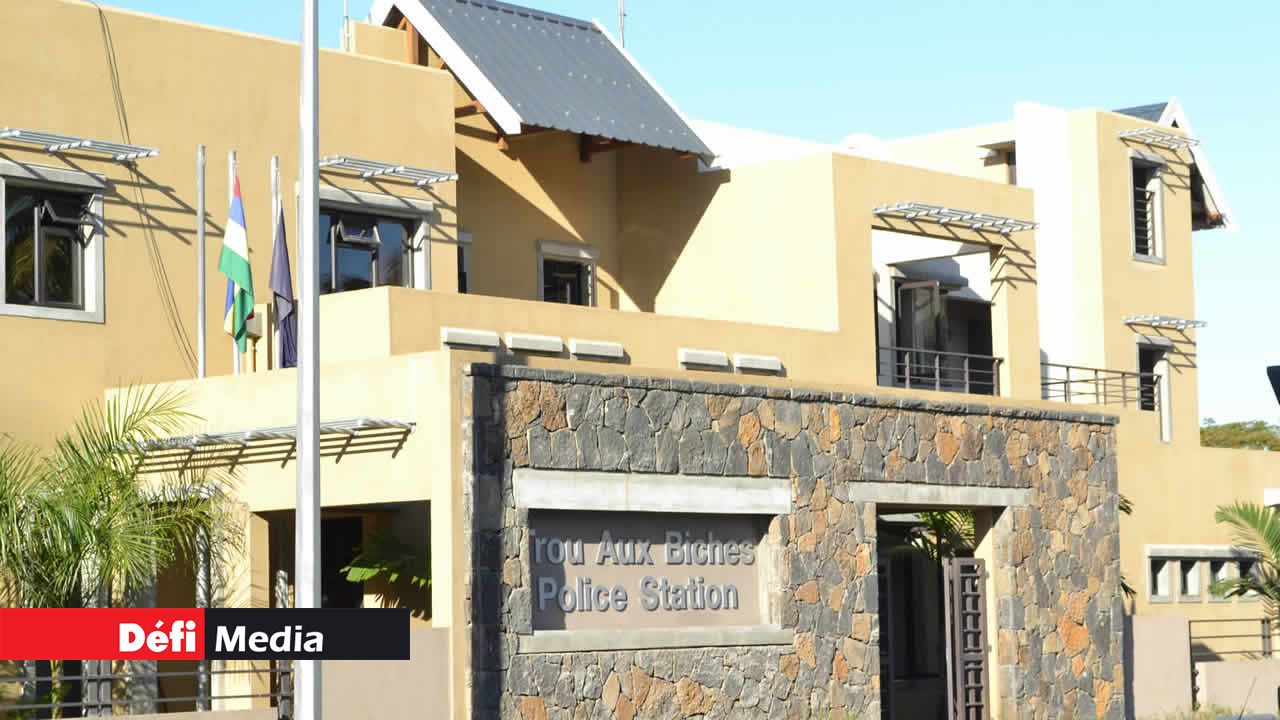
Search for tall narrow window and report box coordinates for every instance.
[457,231,471,294]
[1132,159,1163,259]
[1137,346,1163,412]
[1138,341,1172,441]
[1149,559,1170,599]
[1209,560,1231,600]
[5,187,92,309]
[1179,560,1201,600]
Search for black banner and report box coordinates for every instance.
[203,608,410,660]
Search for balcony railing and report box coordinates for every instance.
[877,345,1002,396]
[1041,363,1159,410]
[0,661,292,717]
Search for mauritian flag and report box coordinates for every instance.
[220,177,255,353]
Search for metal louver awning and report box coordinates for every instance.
[1117,128,1200,150]
[133,417,415,474]
[320,155,458,186]
[0,127,158,163]
[873,202,1036,235]
[1124,314,1207,330]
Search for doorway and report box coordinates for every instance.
[892,280,995,395]
[878,509,993,720]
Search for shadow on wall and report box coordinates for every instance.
[454,131,725,313]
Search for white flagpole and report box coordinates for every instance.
[197,145,207,378]
[271,155,280,371]
[228,150,241,375]
[296,0,322,717]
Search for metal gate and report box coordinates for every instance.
[943,557,990,720]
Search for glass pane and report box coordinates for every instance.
[376,219,414,288]
[543,259,585,305]
[41,227,81,307]
[319,211,334,293]
[335,244,373,291]
[4,189,36,305]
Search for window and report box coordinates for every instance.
[320,516,364,609]
[1209,560,1231,600]
[0,166,104,323]
[1138,346,1163,412]
[318,209,418,294]
[1150,559,1170,599]
[537,239,596,307]
[1131,156,1164,259]
[457,231,471,294]
[1179,560,1201,599]
[1138,341,1172,441]
[1239,559,1260,600]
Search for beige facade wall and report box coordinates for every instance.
[887,121,1017,183]
[0,0,457,445]
[1126,614,1193,718]
[617,148,842,331]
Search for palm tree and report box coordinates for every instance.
[0,387,239,715]
[1210,501,1280,616]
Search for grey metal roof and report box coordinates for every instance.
[405,0,711,156]
[1114,103,1168,122]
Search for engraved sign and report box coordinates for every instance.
[528,510,766,630]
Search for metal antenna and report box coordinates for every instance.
[342,0,350,50]
[618,0,626,46]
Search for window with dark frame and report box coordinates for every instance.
[1138,345,1164,412]
[1133,161,1159,257]
[318,208,416,294]
[457,243,469,294]
[542,258,589,306]
[4,186,92,310]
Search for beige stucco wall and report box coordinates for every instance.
[617,148,842,332]
[831,153,1040,397]
[1126,614,1193,718]
[1091,109,1202,444]
[887,121,1017,183]
[1115,405,1280,628]
[0,0,457,445]
[1198,659,1280,716]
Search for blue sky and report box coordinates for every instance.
[110,0,1280,424]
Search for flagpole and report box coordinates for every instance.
[271,154,279,370]
[228,149,241,375]
[296,0,322,718]
[197,145,207,379]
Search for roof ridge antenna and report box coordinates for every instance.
[618,0,626,47]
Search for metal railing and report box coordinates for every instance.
[1189,617,1278,708]
[1041,363,1160,410]
[0,662,292,718]
[876,345,1002,396]
[1134,187,1155,255]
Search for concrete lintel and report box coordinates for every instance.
[842,481,1030,507]
[733,353,784,374]
[1145,544,1257,560]
[506,332,564,354]
[1263,487,1280,507]
[517,625,794,654]
[569,338,625,359]
[441,326,500,349]
[679,347,730,369]
[512,468,791,515]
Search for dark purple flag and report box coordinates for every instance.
[269,206,297,369]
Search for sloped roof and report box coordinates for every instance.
[1113,97,1233,231]
[1114,103,1169,123]
[372,0,712,158]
